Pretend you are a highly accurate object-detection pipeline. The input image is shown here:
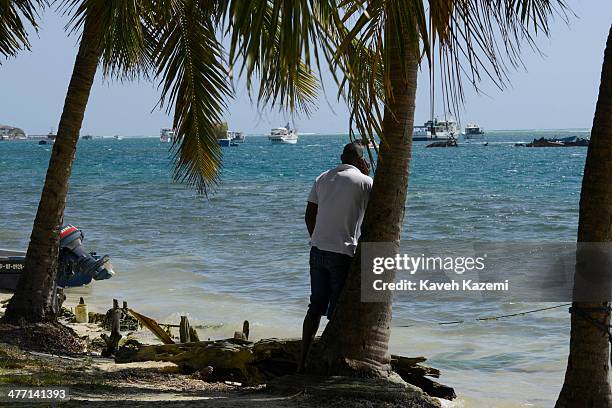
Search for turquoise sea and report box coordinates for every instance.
[0,130,592,407]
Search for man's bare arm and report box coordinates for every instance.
[305,201,318,237]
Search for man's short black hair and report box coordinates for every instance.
[341,142,364,165]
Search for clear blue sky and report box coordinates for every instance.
[0,2,610,136]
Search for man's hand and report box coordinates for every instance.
[305,202,318,237]
[356,157,371,176]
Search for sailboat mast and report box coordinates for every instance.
[429,18,436,138]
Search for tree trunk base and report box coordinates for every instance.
[555,382,612,408]
[268,373,441,407]
[0,321,85,354]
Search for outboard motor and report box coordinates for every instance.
[57,225,115,287]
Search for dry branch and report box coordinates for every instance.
[115,337,455,400]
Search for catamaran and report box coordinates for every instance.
[269,123,298,144]
[413,117,460,141]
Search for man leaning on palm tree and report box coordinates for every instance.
[299,142,373,372]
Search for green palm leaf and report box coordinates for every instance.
[62,0,150,79]
[227,0,328,114]
[0,0,44,61]
[149,0,231,194]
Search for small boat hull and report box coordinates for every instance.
[0,226,115,291]
[0,250,25,291]
[269,136,298,144]
[0,251,97,290]
[413,135,456,142]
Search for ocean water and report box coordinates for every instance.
[0,130,592,407]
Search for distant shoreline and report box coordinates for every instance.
[30,128,587,139]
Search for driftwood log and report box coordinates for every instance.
[115,338,455,400]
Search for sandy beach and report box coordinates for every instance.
[0,292,451,407]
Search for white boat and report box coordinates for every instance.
[228,131,246,144]
[160,128,175,143]
[269,123,298,144]
[114,135,123,141]
[218,135,232,147]
[413,117,460,141]
[464,123,485,140]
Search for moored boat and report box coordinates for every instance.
[160,128,175,143]
[555,136,589,146]
[413,117,460,141]
[464,123,485,140]
[269,123,298,144]
[228,131,246,144]
[218,136,232,147]
[0,225,114,291]
[519,136,590,147]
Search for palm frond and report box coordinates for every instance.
[61,0,150,79]
[0,0,44,61]
[226,0,332,114]
[148,0,231,194]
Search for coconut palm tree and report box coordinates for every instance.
[555,25,612,408]
[3,0,326,323]
[310,0,566,377]
[4,0,155,322]
[0,0,43,61]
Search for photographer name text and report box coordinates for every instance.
[373,279,509,292]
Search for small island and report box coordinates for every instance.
[0,124,26,140]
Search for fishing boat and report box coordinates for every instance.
[269,123,298,144]
[413,117,460,141]
[228,131,246,144]
[464,123,485,140]
[160,128,175,143]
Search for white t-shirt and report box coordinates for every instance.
[308,164,373,256]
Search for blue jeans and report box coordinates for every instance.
[308,246,352,318]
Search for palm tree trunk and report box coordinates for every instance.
[555,25,612,408]
[3,14,103,323]
[313,21,418,377]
